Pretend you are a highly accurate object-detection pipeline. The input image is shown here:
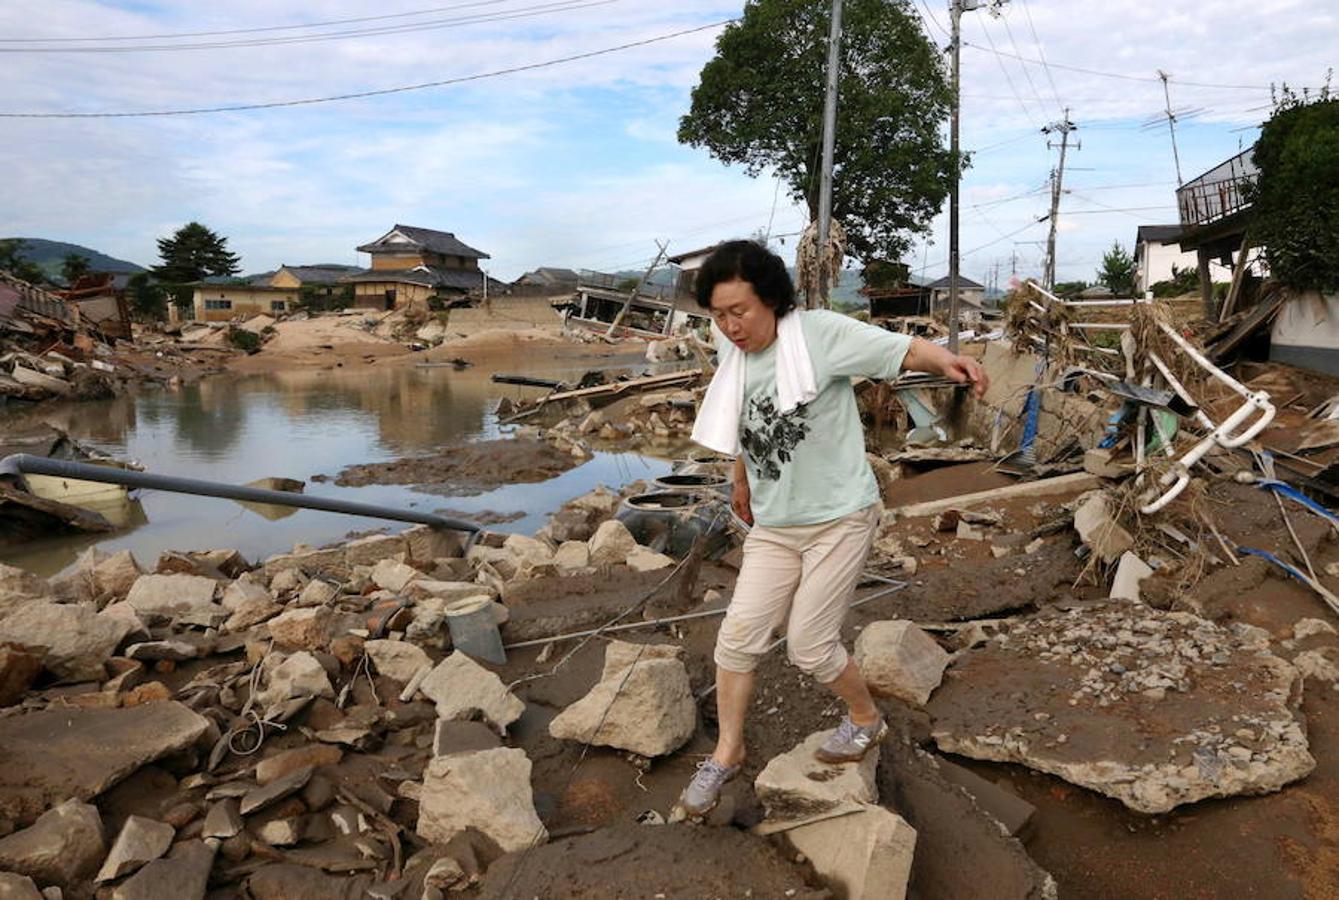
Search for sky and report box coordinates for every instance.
[0,0,1333,285]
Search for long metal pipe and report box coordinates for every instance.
[0,454,480,534]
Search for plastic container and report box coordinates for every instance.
[653,472,731,496]
[616,490,734,559]
[444,596,506,664]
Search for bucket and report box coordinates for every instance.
[653,472,730,495]
[444,595,506,664]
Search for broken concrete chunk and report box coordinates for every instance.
[553,541,591,573]
[202,799,244,840]
[784,804,916,900]
[1073,492,1134,565]
[955,521,985,542]
[256,651,335,709]
[1293,618,1337,641]
[125,574,222,627]
[343,534,409,568]
[221,574,270,612]
[370,559,421,593]
[110,839,215,900]
[754,730,879,824]
[417,748,546,853]
[93,551,145,599]
[929,603,1316,814]
[295,579,339,608]
[549,641,695,757]
[1110,552,1155,602]
[224,594,282,632]
[0,799,106,889]
[266,607,334,651]
[626,547,675,572]
[854,620,949,707]
[418,653,524,731]
[0,702,210,828]
[402,524,466,564]
[95,815,174,883]
[269,568,306,596]
[588,519,639,567]
[255,817,304,847]
[363,639,431,684]
[502,534,554,568]
[0,601,129,682]
[404,579,497,604]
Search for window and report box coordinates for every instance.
[271,300,287,313]
[205,299,232,311]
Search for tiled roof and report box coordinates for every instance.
[341,266,504,292]
[925,274,985,290]
[356,225,489,259]
[279,264,362,285]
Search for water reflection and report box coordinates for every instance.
[0,356,673,576]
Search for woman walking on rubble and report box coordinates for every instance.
[679,240,988,816]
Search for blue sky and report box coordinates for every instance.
[1,0,1332,285]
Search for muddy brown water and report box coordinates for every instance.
[0,359,673,576]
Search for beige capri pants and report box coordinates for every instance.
[714,502,882,684]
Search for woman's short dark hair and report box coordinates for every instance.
[694,240,796,318]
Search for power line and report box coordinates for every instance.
[0,0,513,43]
[0,0,618,53]
[974,16,1041,128]
[961,42,1281,91]
[997,11,1051,116]
[916,0,951,39]
[0,20,734,118]
[1016,0,1063,110]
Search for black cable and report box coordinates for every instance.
[961,41,1279,91]
[0,20,735,118]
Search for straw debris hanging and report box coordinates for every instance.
[795,219,847,306]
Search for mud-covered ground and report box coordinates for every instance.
[321,438,582,495]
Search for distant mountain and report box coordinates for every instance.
[3,237,146,281]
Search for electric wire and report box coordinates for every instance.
[974,16,1041,128]
[0,20,735,118]
[998,10,1052,117]
[1017,0,1064,111]
[960,41,1281,91]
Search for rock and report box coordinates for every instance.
[95,815,174,883]
[433,720,503,757]
[417,748,546,853]
[266,607,334,651]
[246,863,373,899]
[0,644,44,707]
[625,547,674,572]
[98,602,151,644]
[269,568,306,596]
[126,640,202,662]
[0,702,211,827]
[0,873,42,899]
[224,595,282,632]
[783,804,916,900]
[370,559,421,593]
[262,547,349,582]
[425,855,467,891]
[403,525,466,565]
[202,800,243,840]
[255,818,304,847]
[1293,618,1337,641]
[405,579,496,604]
[854,620,949,707]
[121,681,171,707]
[548,641,695,757]
[755,729,880,824]
[0,564,51,616]
[293,578,337,608]
[553,541,591,573]
[0,601,128,682]
[256,652,335,709]
[1294,649,1339,685]
[502,534,553,568]
[221,575,270,612]
[1073,492,1134,565]
[110,839,215,900]
[344,534,409,568]
[125,574,222,627]
[928,603,1317,814]
[1110,552,1154,602]
[241,766,314,816]
[419,653,524,731]
[363,639,432,683]
[0,800,105,888]
[589,520,638,567]
[256,745,342,785]
[93,551,144,599]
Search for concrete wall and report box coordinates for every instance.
[1136,242,1231,292]
[1271,290,1339,376]
[353,281,435,311]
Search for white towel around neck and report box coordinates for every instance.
[691,311,819,456]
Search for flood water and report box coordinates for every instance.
[0,355,675,576]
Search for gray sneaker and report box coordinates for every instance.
[814,716,888,764]
[680,758,741,816]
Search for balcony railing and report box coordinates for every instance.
[1177,147,1259,229]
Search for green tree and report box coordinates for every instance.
[678,0,955,263]
[0,239,47,284]
[1052,280,1089,299]
[1098,242,1136,295]
[126,272,168,320]
[152,222,241,283]
[1246,84,1338,291]
[60,252,91,285]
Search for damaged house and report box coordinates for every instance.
[342,224,505,312]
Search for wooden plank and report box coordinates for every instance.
[538,368,701,404]
[893,472,1101,518]
[1217,233,1253,323]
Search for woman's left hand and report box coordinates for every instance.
[944,354,989,398]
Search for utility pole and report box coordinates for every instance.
[1157,70,1184,185]
[606,240,669,338]
[1042,110,1077,291]
[1010,248,1018,277]
[814,0,844,310]
[947,0,1006,351]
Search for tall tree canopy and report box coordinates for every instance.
[678,0,955,262]
[1247,87,1339,292]
[0,239,46,284]
[60,252,91,285]
[152,222,241,284]
[1098,241,1136,295]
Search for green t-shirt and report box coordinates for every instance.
[741,310,912,527]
